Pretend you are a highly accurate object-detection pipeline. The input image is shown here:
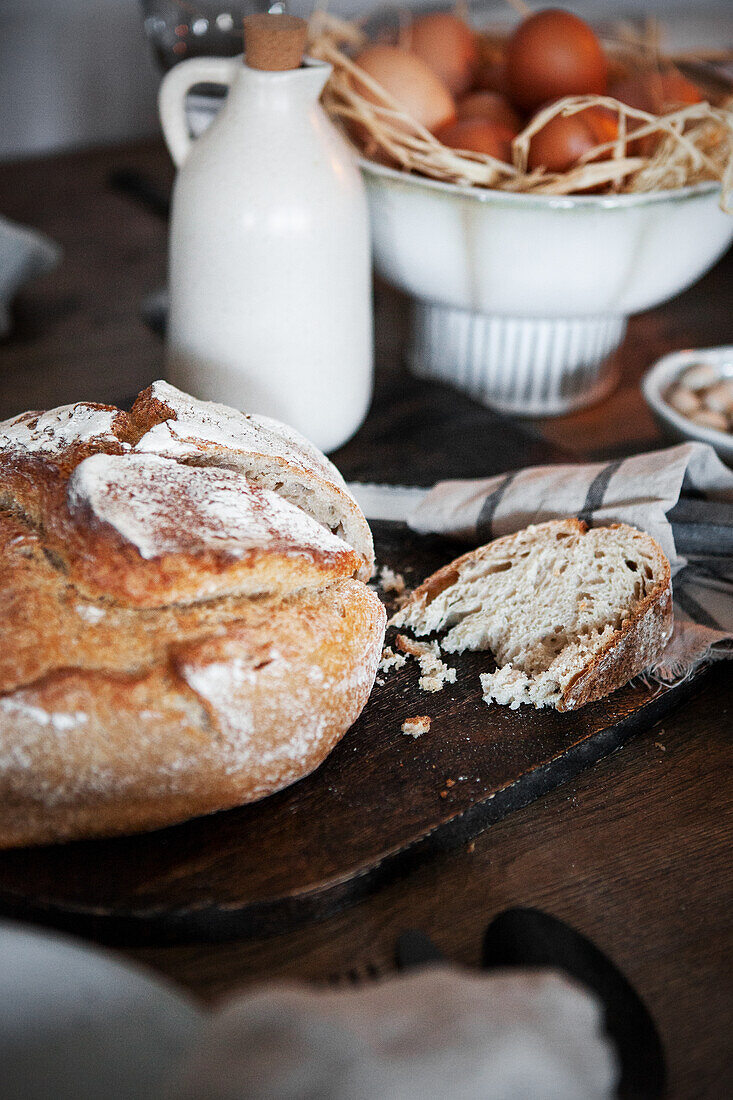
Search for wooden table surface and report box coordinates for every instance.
[1,141,731,1098]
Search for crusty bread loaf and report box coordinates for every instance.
[392,519,672,711]
[0,384,385,848]
[0,380,375,585]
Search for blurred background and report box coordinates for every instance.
[1,0,730,162]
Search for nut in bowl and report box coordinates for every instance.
[642,346,733,464]
[308,9,733,417]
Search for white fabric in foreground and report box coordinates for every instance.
[167,966,616,1100]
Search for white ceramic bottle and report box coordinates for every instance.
[158,16,373,453]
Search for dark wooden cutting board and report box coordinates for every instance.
[0,519,703,946]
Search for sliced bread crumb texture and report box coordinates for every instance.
[392,519,673,711]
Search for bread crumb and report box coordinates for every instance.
[395,634,457,693]
[439,789,448,799]
[394,634,429,658]
[654,741,666,752]
[467,841,475,853]
[378,646,407,674]
[379,565,406,595]
[376,564,411,610]
[401,715,431,738]
[445,778,455,787]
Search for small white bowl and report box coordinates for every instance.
[360,161,733,417]
[642,345,733,463]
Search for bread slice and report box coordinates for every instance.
[391,519,673,711]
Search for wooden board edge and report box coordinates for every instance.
[0,669,708,947]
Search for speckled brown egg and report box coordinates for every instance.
[352,44,456,133]
[406,13,479,97]
[456,91,523,131]
[506,9,608,112]
[527,106,617,172]
[435,118,516,161]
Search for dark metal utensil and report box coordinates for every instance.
[395,929,445,970]
[482,907,666,1099]
[327,961,383,987]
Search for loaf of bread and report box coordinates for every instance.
[392,518,672,711]
[0,382,386,847]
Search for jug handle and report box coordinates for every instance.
[158,57,239,167]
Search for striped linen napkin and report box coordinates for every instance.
[351,442,733,684]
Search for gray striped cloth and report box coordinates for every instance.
[403,442,733,683]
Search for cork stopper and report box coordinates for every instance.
[243,14,308,72]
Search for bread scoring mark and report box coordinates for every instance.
[0,404,126,455]
[0,500,364,698]
[178,651,328,774]
[129,383,374,579]
[134,381,346,489]
[65,452,353,563]
[180,657,257,748]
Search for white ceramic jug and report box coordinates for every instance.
[158,47,373,452]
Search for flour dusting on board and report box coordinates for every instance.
[66,453,352,561]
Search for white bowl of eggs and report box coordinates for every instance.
[320,8,733,416]
[362,166,730,416]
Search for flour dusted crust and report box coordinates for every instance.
[60,453,361,606]
[0,386,385,848]
[131,381,375,580]
[0,382,374,582]
[0,403,132,455]
[0,579,383,848]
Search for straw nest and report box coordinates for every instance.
[308,12,733,210]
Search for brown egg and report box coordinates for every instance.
[609,68,702,157]
[352,44,456,134]
[506,9,608,112]
[435,118,516,162]
[658,68,704,107]
[610,67,703,114]
[474,39,508,94]
[584,104,619,145]
[456,91,523,131]
[406,13,479,97]
[607,76,659,155]
[527,106,618,172]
